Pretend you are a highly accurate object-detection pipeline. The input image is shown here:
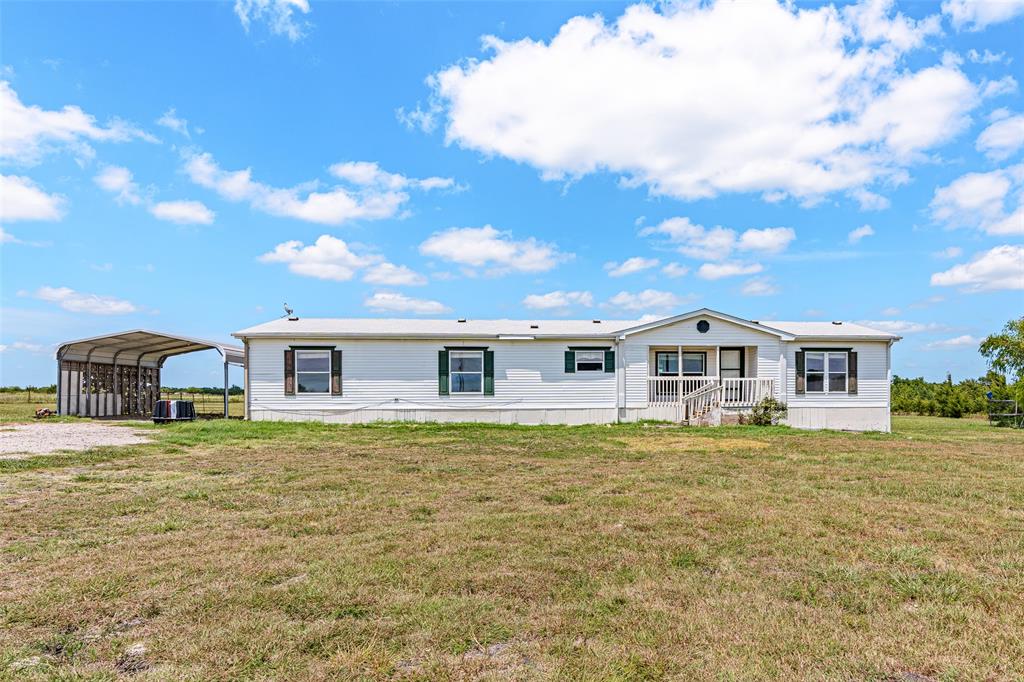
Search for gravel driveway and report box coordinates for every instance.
[0,422,152,457]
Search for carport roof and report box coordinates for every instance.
[57,330,244,367]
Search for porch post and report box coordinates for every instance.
[717,346,722,382]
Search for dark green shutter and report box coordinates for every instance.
[284,349,295,395]
[795,351,805,394]
[847,351,858,394]
[604,349,615,373]
[484,350,495,396]
[564,350,575,373]
[331,350,342,395]
[438,350,449,395]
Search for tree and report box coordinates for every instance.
[981,318,1024,381]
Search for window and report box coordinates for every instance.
[682,352,705,376]
[575,350,605,372]
[805,351,847,393]
[656,351,678,376]
[295,350,331,394]
[450,350,483,393]
[656,351,706,376]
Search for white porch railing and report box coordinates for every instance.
[721,377,775,407]
[647,376,717,404]
[647,377,775,408]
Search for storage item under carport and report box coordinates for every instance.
[153,400,196,423]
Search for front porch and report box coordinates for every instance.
[642,345,775,424]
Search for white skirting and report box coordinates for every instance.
[784,406,890,432]
[249,404,890,430]
[249,407,619,425]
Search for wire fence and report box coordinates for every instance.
[0,390,245,418]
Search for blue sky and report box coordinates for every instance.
[1,0,1022,388]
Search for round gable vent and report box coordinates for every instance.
[696,320,710,333]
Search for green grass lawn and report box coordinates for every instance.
[1,417,1022,680]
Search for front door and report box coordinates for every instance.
[720,348,744,379]
[720,348,744,402]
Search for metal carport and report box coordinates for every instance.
[55,330,245,418]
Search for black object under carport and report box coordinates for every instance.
[153,400,197,423]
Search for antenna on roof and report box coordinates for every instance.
[283,303,298,321]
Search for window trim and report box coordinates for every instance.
[449,349,484,395]
[804,349,849,394]
[293,348,332,395]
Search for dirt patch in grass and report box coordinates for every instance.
[1,416,1022,680]
[0,422,151,457]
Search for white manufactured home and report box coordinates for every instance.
[233,309,900,431]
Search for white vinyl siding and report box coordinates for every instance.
[248,338,617,414]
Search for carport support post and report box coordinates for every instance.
[85,354,93,418]
[136,359,143,415]
[223,357,229,418]
[56,350,64,416]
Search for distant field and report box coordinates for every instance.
[1,416,1022,680]
[0,392,245,421]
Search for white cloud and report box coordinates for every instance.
[981,76,1019,99]
[0,174,65,221]
[849,187,892,211]
[328,161,455,191]
[156,108,189,138]
[605,289,688,311]
[696,261,763,280]
[0,340,47,353]
[661,262,689,278]
[881,306,901,316]
[364,291,450,315]
[976,113,1024,160]
[930,244,1024,292]
[424,1,975,206]
[259,235,378,281]
[0,81,153,164]
[924,335,981,349]
[522,290,594,309]
[856,319,949,334]
[258,234,422,286]
[942,0,1024,30]
[847,224,875,243]
[234,0,310,41]
[419,225,570,275]
[362,262,428,286]
[740,277,779,296]
[930,164,1024,235]
[605,256,659,277]
[184,151,444,226]
[967,49,1009,65]
[32,286,138,315]
[641,217,794,261]
[94,165,142,205]
[0,226,49,247]
[933,246,963,258]
[736,227,796,254]
[149,200,215,225]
